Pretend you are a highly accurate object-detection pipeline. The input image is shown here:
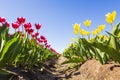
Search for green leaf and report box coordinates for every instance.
[90,41,120,63]
[0,38,5,53]
[95,49,104,64]
[62,57,84,65]
[0,38,18,61]
[112,22,120,35]
[109,22,120,49]
[9,38,22,63]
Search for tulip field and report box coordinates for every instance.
[0,17,59,79]
[0,11,120,80]
[63,11,120,68]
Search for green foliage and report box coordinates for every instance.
[0,24,58,71]
[62,57,84,65]
[63,22,120,68]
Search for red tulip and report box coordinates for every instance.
[25,28,29,32]
[46,44,51,48]
[50,48,59,54]
[40,35,46,40]
[35,23,41,30]
[17,17,25,24]
[44,39,47,43]
[35,32,39,36]
[50,48,56,52]
[37,38,41,42]
[12,22,20,29]
[24,23,31,29]
[5,22,10,27]
[0,17,6,23]
[37,38,43,43]
[28,28,34,34]
[32,34,36,38]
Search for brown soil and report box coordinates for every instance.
[0,56,120,80]
[53,56,120,80]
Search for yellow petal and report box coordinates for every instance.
[73,23,80,34]
[105,11,116,24]
[98,24,106,31]
[73,23,80,31]
[83,20,91,27]
[74,30,79,34]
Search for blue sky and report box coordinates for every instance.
[0,0,120,53]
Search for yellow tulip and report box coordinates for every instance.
[73,23,80,34]
[80,29,86,35]
[98,34,104,39]
[105,11,116,24]
[98,35,108,41]
[74,30,79,34]
[92,31,97,35]
[83,20,91,27]
[86,31,90,35]
[98,24,106,31]
[96,28,101,34]
[103,36,108,41]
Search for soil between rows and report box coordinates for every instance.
[0,55,120,80]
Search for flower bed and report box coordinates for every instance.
[0,17,59,79]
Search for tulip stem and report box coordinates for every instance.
[15,29,16,33]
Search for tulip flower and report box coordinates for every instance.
[92,30,97,35]
[35,32,39,37]
[79,29,87,36]
[17,17,25,24]
[32,34,36,38]
[32,32,39,38]
[44,39,47,43]
[0,17,6,23]
[96,28,101,34]
[98,34,104,39]
[98,24,106,31]
[73,23,80,34]
[50,48,59,54]
[25,28,29,32]
[24,23,32,29]
[36,38,40,42]
[103,36,108,41]
[105,11,116,24]
[40,35,46,40]
[46,44,51,48]
[35,23,41,30]
[83,20,91,27]
[12,22,20,29]
[28,28,34,34]
[5,22,10,27]
[37,38,44,43]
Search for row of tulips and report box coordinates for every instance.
[0,17,59,72]
[63,11,120,69]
